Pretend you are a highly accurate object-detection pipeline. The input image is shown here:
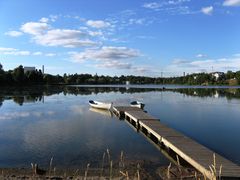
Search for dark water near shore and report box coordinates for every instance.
[0,85,240,169]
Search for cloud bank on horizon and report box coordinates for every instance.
[0,0,239,76]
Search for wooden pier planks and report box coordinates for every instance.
[113,106,240,179]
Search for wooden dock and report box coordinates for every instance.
[112,106,240,179]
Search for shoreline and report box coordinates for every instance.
[0,161,201,179]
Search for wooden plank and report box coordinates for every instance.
[125,110,158,120]
[113,106,240,179]
[113,106,142,113]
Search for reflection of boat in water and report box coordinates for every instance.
[130,101,145,109]
[89,100,112,110]
[89,107,113,117]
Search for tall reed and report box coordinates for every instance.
[208,153,222,180]
[100,152,106,177]
[84,163,90,180]
[167,162,171,179]
[49,157,54,176]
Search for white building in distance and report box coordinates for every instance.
[211,72,224,80]
[24,66,35,73]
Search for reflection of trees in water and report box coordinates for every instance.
[63,86,164,95]
[0,97,3,107]
[0,86,240,107]
[174,88,240,100]
[13,96,24,106]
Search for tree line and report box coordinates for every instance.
[1,86,240,107]
[1,63,240,86]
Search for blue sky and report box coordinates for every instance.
[0,0,240,76]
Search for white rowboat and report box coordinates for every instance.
[130,101,145,109]
[89,100,113,110]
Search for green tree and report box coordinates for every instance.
[12,65,25,84]
[226,71,235,79]
[236,71,240,84]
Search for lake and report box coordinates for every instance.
[0,85,240,169]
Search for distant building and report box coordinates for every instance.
[126,81,130,85]
[211,72,224,80]
[24,66,35,73]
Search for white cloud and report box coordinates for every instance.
[49,15,58,22]
[88,30,103,37]
[14,51,31,56]
[172,59,189,64]
[166,57,240,74]
[168,0,191,5]
[201,6,213,15]
[142,2,196,15]
[5,30,23,37]
[143,0,190,10]
[86,20,111,28]
[39,17,49,23]
[143,2,161,9]
[0,47,17,51]
[33,52,56,57]
[20,19,98,48]
[96,60,132,69]
[33,51,43,56]
[45,53,56,57]
[136,35,155,39]
[33,29,97,48]
[133,66,150,73]
[72,46,140,62]
[21,22,49,35]
[0,47,57,57]
[128,18,145,25]
[71,46,141,70]
[196,54,207,58]
[223,0,240,6]
[0,47,30,56]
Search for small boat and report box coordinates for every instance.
[89,100,112,110]
[130,101,145,109]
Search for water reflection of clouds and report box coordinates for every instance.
[3,87,240,167]
[0,111,55,121]
[21,104,108,152]
[70,105,86,114]
[22,114,109,158]
[0,90,173,167]
[32,111,55,117]
[0,112,30,120]
[23,120,70,153]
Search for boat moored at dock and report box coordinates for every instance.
[130,101,145,109]
[89,100,113,110]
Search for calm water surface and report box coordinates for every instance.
[0,86,239,168]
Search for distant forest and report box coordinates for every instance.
[0,63,240,86]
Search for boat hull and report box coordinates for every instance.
[130,101,145,109]
[89,100,112,110]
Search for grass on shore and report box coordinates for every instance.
[0,151,223,180]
